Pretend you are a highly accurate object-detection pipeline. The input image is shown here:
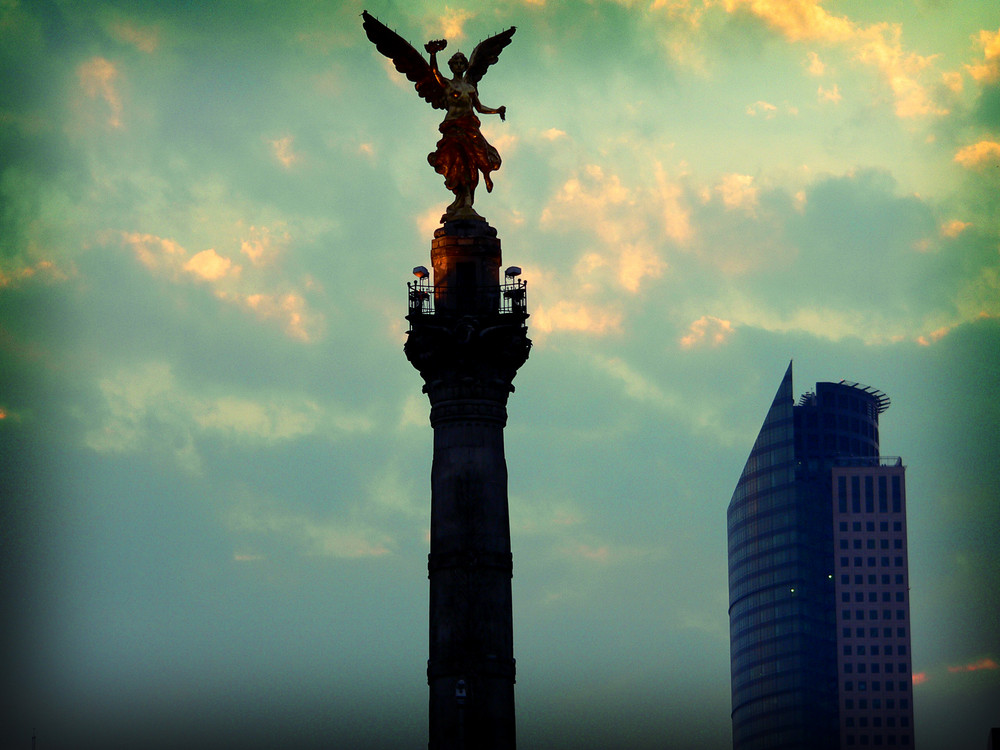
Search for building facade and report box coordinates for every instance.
[727,363,914,749]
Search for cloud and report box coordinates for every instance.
[954,140,1000,168]
[912,672,928,685]
[539,164,667,292]
[966,27,1000,83]
[680,316,735,348]
[722,0,947,117]
[83,361,368,473]
[227,503,393,559]
[941,220,972,238]
[184,248,237,281]
[947,657,999,673]
[745,100,777,118]
[269,136,299,168]
[715,173,759,213]
[532,300,622,336]
[122,232,187,274]
[0,259,67,289]
[435,9,474,41]
[818,83,841,103]
[109,21,159,53]
[806,50,825,76]
[239,225,288,266]
[77,57,123,128]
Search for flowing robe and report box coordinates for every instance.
[428,113,502,197]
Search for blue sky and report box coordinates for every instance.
[1,1,998,748]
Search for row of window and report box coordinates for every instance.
[842,627,908,639]
[844,698,910,710]
[840,520,903,533]
[843,662,910,675]
[840,539,905,554]
[839,538,904,551]
[841,610,907,621]
[844,679,912,692]
[844,644,906,656]
[846,716,911,727]
[839,556,905,570]
[841,574,906,585]
[843,591,906,604]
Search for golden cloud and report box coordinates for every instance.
[940,219,972,238]
[716,173,759,213]
[184,248,237,281]
[680,315,736,348]
[954,140,1000,168]
[723,0,947,118]
[966,27,1000,83]
[532,300,623,336]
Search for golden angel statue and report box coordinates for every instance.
[362,11,516,221]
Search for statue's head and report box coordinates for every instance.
[448,52,468,74]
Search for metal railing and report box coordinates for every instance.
[407,279,528,317]
[833,456,903,467]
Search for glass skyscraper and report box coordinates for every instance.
[727,363,914,749]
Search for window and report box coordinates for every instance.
[841,539,849,549]
[897,610,905,620]
[845,663,854,673]
[894,557,903,567]
[897,627,906,637]
[844,610,852,620]
[842,592,851,602]
[883,609,892,619]
[894,539,902,549]
[855,557,864,566]
[868,557,877,567]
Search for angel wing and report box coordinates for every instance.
[362,11,446,110]
[467,25,517,87]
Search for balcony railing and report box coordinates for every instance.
[833,456,903,468]
[407,279,528,318]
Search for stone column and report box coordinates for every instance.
[405,219,530,750]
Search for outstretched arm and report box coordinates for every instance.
[425,39,447,87]
[473,92,507,121]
